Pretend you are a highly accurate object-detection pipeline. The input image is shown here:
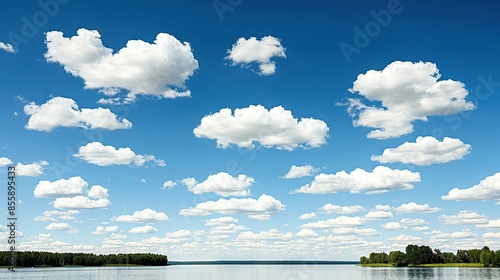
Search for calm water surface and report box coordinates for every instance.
[1,265,500,279]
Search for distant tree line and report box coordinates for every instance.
[0,251,168,267]
[361,245,500,267]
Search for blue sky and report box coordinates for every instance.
[0,0,499,261]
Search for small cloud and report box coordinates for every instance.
[442,172,500,201]
[73,142,165,167]
[394,202,441,214]
[226,36,286,75]
[129,225,158,234]
[24,97,132,131]
[162,180,177,189]
[141,179,147,184]
[282,164,318,179]
[371,136,471,166]
[112,208,169,223]
[299,212,317,220]
[0,42,15,53]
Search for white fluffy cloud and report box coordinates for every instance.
[180,172,254,197]
[34,210,80,222]
[179,194,285,220]
[24,97,131,131]
[193,105,329,151]
[45,223,78,234]
[129,225,158,234]
[299,212,317,220]
[74,142,165,167]
[91,225,118,235]
[318,204,366,214]
[363,211,393,221]
[204,217,239,227]
[301,216,364,229]
[400,218,428,226]
[332,227,380,236]
[477,219,500,229]
[226,36,285,75]
[371,136,471,166]
[162,180,177,189]
[87,185,109,199]
[442,172,500,201]
[34,176,88,198]
[291,166,420,194]
[15,161,49,176]
[53,196,111,209]
[0,42,15,53]
[439,211,488,225]
[0,157,13,167]
[45,28,198,104]
[296,229,318,237]
[394,202,441,214]
[237,229,292,240]
[283,164,318,179]
[112,208,169,223]
[381,222,405,230]
[345,61,475,139]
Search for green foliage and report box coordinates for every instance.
[388,250,407,267]
[0,251,168,267]
[361,244,500,267]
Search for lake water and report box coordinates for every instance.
[1,265,500,279]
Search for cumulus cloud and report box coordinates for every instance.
[53,196,111,209]
[442,172,500,201]
[24,97,132,131]
[91,225,118,235]
[282,164,318,179]
[363,211,393,221]
[237,229,293,240]
[45,223,78,234]
[15,161,49,176]
[301,216,364,229]
[394,202,441,214]
[87,185,109,199]
[291,166,420,194]
[400,218,428,226]
[439,211,488,225]
[483,232,500,239]
[129,225,158,234]
[299,212,317,220]
[318,204,366,214]
[179,194,285,220]
[477,219,500,229]
[296,229,318,237]
[162,180,177,189]
[0,42,15,53]
[344,61,475,139]
[371,136,471,166]
[381,222,405,230]
[180,172,254,197]
[112,208,169,223]
[34,210,80,222]
[204,217,239,227]
[193,105,329,151]
[45,28,198,104]
[74,142,165,167]
[226,36,285,75]
[34,176,88,198]
[332,227,380,236]
[0,157,13,167]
